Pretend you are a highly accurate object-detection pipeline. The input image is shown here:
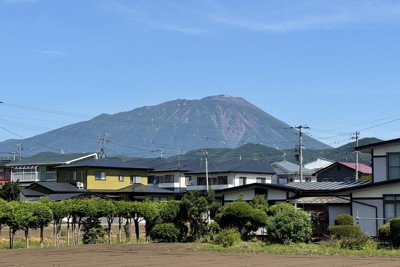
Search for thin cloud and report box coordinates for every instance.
[101,1,207,35]
[209,1,400,32]
[35,49,67,58]
[0,0,35,4]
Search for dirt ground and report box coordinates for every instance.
[1,242,400,267]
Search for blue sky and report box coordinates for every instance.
[1,0,400,149]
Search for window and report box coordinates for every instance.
[217,176,228,185]
[95,171,106,180]
[384,195,400,221]
[197,177,206,185]
[130,176,141,184]
[239,177,247,186]
[72,171,77,181]
[256,177,266,184]
[164,174,174,183]
[118,175,124,182]
[305,177,311,182]
[148,175,156,184]
[388,153,400,180]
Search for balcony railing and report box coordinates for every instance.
[11,172,39,182]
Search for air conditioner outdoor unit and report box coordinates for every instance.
[76,182,84,189]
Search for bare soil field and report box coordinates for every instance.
[1,242,400,267]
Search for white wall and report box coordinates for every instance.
[373,157,387,182]
[352,199,383,236]
[373,144,400,156]
[352,183,400,198]
[222,188,287,202]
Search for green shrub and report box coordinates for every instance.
[213,228,241,247]
[82,218,105,244]
[378,223,391,243]
[267,203,296,216]
[328,225,362,239]
[390,217,400,247]
[334,214,354,226]
[339,234,371,250]
[150,223,179,242]
[266,208,312,244]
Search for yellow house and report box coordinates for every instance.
[56,158,151,190]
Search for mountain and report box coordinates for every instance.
[0,95,330,157]
[173,137,381,165]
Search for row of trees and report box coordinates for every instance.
[0,191,313,249]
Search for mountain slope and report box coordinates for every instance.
[0,95,330,157]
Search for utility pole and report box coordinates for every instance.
[157,149,164,159]
[352,131,360,181]
[97,136,108,159]
[17,143,23,160]
[292,125,310,182]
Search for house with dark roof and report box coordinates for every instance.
[271,160,315,183]
[184,159,276,191]
[127,158,201,193]
[214,138,400,236]
[7,152,98,186]
[55,158,153,191]
[20,181,95,201]
[313,161,372,182]
[215,181,363,235]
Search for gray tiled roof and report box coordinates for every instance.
[285,181,369,191]
[290,196,350,204]
[272,160,314,175]
[32,181,87,193]
[55,158,152,170]
[7,152,97,166]
[117,184,176,194]
[185,159,275,175]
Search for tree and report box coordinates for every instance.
[0,198,7,236]
[5,201,31,248]
[138,200,159,241]
[216,200,267,238]
[266,203,312,244]
[180,190,219,240]
[251,195,269,214]
[30,202,53,248]
[114,201,131,243]
[0,181,20,201]
[42,199,69,247]
[95,199,117,243]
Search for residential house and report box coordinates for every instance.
[55,158,151,190]
[313,161,372,182]
[304,158,334,172]
[333,138,400,236]
[271,160,315,183]
[128,158,200,193]
[0,159,12,186]
[185,159,276,191]
[8,152,98,186]
[215,181,362,235]
[20,181,95,201]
